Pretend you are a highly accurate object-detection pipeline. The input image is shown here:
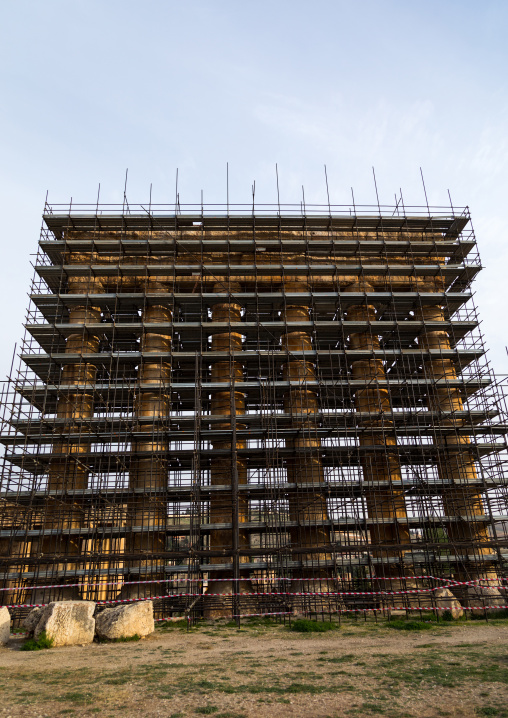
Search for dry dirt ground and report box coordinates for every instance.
[1,616,508,718]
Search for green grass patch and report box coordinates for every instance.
[195,707,219,715]
[103,677,131,685]
[317,654,355,663]
[484,610,508,621]
[289,619,338,633]
[360,704,387,714]
[476,707,508,717]
[381,654,508,689]
[158,619,188,630]
[387,620,435,632]
[20,631,54,651]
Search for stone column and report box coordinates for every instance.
[416,301,500,587]
[0,502,31,607]
[282,278,333,594]
[33,276,103,602]
[123,281,171,598]
[205,282,250,616]
[345,280,412,583]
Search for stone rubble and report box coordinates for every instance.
[465,585,505,617]
[95,600,154,640]
[434,587,464,619]
[0,606,10,645]
[33,601,96,647]
[22,607,44,636]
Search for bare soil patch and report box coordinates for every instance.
[1,617,507,717]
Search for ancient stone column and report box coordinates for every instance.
[33,276,103,602]
[282,277,333,595]
[345,280,411,582]
[416,301,499,585]
[205,281,249,616]
[123,281,171,598]
[0,502,31,607]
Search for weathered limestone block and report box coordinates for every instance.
[34,601,96,646]
[0,606,10,645]
[23,607,43,636]
[434,588,464,619]
[95,601,154,640]
[465,585,505,617]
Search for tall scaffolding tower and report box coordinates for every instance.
[1,200,507,620]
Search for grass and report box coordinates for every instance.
[3,615,508,716]
[20,630,54,651]
[289,618,338,633]
[159,619,189,630]
[317,654,355,663]
[195,708,219,715]
[484,609,508,621]
[377,652,508,689]
[360,704,387,714]
[103,676,131,685]
[387,619,435,631]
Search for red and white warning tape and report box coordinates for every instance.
[1,575,505,594]
[234,604,508,618]
[10,602,507,639]
[4,588,508,612]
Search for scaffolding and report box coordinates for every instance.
[1,200,507,622]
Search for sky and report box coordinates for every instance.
[0,0,507,380]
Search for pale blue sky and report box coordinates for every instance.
[1,0,507,379]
